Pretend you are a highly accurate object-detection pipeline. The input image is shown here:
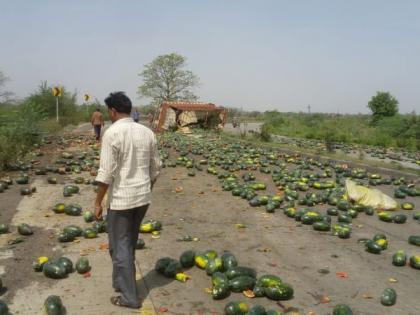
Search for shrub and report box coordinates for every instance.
[40,119,61,134]
[261,111,418,151]
[259,123,272,142]
[0,103,43,169]
[0,134,19,169]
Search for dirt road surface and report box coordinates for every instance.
[0,125,419,315]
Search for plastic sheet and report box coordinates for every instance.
[345,179,397,210]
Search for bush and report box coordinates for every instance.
[321,129,337,152]
[0,103,44,169]
[0,81,106,170]
[40,119,61,134]
[395,137,417,150]
[261,111,418,151]
[369,132,392,147]
[259,123,272,142]
[0,134,19,168]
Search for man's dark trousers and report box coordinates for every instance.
[107,204,149,307]
[94,124,102,140]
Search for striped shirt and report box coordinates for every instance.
[96,117,161,210]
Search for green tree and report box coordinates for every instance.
[138,53,199,104]
[138,104,156,115]
[368,91,399,122]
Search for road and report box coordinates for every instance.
[0,126,419,314]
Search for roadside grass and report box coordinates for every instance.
[0,82,109,171]
[255,112,419,151]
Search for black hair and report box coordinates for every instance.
[104,91,132,114]
[96,108,100,111]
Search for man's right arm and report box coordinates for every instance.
[96,133,117,185]
[95,133,118,214]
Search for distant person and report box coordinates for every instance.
[147,112,153,127]
[94,92,161,309]
[91,108,104,141]
[232,116,238,128]
[132,108,140,123]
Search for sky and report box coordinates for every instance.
[1,0,419,114]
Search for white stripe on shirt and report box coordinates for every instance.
[96,117,161,210]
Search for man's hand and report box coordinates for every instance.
[94,182,109,221]
[94,203,103,221]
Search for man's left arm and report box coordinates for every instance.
[94,183,108,220]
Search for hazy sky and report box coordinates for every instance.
[1,0,419,113]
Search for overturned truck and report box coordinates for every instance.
[154,101,227,133]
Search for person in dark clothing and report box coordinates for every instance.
[91,108,104,141]
[132,109,140,123]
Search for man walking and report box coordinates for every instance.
[94,92,161,309]
[132,108,140,123]
[91,108,104,141]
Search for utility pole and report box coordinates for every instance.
[84,94,91,119]
[56,97,59,122]
[307,105,311,114]
[52,87,62,123]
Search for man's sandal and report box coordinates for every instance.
[110,296,140,309]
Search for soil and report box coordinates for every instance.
[143,161,420,315]
[0,139,65,303]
